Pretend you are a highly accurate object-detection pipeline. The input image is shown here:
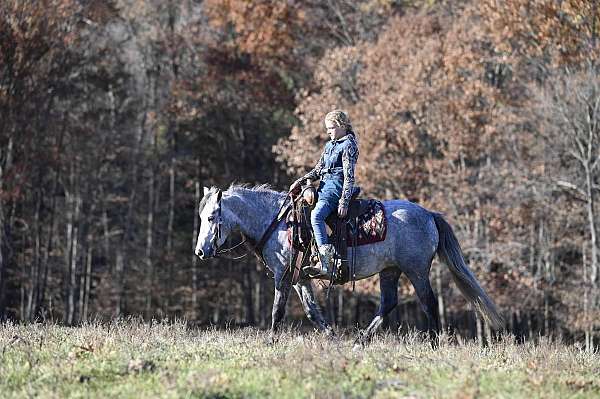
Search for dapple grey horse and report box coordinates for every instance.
[194,184,502,345]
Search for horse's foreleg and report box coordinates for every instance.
[355,267,401,348]
[268,275,292,343]
[294,279,334,336]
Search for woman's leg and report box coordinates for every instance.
[306,199,337,275]
[311,200,335,246]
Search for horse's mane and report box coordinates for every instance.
[225,182,281,195]
[199,183,284,215]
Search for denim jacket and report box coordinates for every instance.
[299,133,359,210]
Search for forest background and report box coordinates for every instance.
[1,0,599,350]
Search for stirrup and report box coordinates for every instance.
[303,262,328,277]
[304,244,335,277]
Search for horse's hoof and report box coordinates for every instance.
[324,327,336,340]
[265,335,277,346]
[353,337,366,351]
[352,342,364,352]
[353,331,370,350]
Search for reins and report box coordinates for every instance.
[215,238,248,260]
[250,193,293,266]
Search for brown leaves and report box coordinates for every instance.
[481,0,600,67]
[204,0,308,70]
[275,0,600,317]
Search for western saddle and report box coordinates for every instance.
[286,181,370,287]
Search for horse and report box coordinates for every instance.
[194,184,503,345]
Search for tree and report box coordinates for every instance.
[275,0,600,336]
[532,65,600,350]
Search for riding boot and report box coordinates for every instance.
[304,244,336,277]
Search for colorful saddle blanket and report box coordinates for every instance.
[286,199,387,249]
[349,199,387,246]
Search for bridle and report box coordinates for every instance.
[200,188,293,264]
[209,189,248,260]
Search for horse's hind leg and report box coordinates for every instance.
[294,279,334,336]
[406,270,441,346]
[355,267,401,347]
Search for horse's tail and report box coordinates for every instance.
[432,212,504,329]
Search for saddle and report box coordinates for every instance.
[286,184,387,286]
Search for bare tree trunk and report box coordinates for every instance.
[145,146,155,319]
[0,137,14,319]
[27,188,42,321]
[78,180,94,324]
[337,289,344,326]
[244,267,255,324]
[584,164,598,284]
[115,248,124,317]
[165,0,179,314]
[119,88,148,318]
[71,175,81,325]
[212,301,220,324]
[81,244,92,322]
[435,265,445,330]
[327,291,335,327]
[39,163,60,318]
[20,285,25,320]
[582,242,590,351]
[543,292,549,336]
[64,161,74,325]
[591,286,597,352]
[475,314,483,345]
[101,186,110,261]
[78,245,86,322]
[66,161,81,326]
[529,222,535,272]
[166,151,175,310]
[254,261,263,328]
[584,161,597,351]
[191,180,200,320]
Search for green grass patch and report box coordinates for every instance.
[0,320,598,398]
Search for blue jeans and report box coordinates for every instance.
[311,199,336,246]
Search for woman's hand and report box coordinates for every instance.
[289,179,302,194]
[338,205,348,219]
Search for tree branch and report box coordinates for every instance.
[554,179,588,201]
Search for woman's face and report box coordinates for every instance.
[325,121,346,140]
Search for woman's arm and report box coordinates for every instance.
[292,149,325,187]
[338,137,359,213]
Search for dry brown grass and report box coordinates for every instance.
[0,319,598,398]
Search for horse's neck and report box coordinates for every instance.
[224,189,283,240]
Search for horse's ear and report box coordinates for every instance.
[203,186,211,196]
[216,189,223,202]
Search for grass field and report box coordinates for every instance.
[0,320,598,398]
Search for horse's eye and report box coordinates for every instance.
[207,216,214,222]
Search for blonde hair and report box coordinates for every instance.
[325,110,352,131]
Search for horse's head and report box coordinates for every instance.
[195,187,232,259]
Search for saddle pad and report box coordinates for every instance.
[286,199,387,249]
[349,200,387,246]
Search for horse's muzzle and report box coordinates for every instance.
[195,247,217,260]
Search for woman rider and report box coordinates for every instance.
[289,110,359,276]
